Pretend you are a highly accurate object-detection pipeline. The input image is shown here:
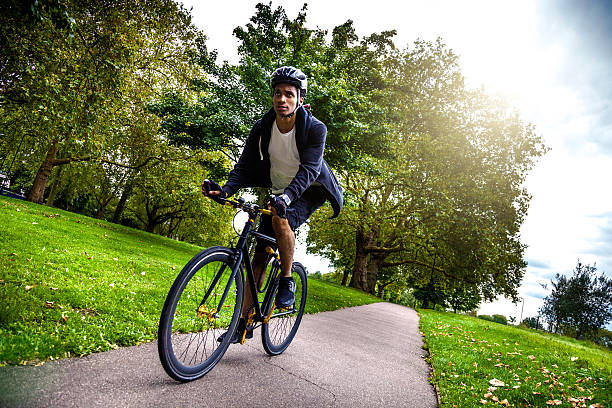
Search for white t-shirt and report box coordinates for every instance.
[269,121,300,194]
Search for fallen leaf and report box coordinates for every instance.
[44,301,55,308]
[513,385,520,389]
[480,400,487,405]
[499,399,509,406]
[113,257,118,261]
[25,285,34,291]
[109,283,115,288]
[484,393,493,398]
[491,396,499,403]
[51,287,58,291]
[141,271,145,276]
[528,355,536,360]
[546,400,562,405]
[62,315,69,322]
[570,356,578,361]
[489,379,505,387]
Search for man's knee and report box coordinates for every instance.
[271,215,293,237]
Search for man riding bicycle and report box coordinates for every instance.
[202,66,343,343]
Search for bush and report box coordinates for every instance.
[521,317,539,329]
[478,315,494,322]
[398,289,417,308]
[587,328,612,349]
[492,314,508,325]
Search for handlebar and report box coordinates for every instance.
[216,196,272,216]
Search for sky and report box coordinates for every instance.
[180,0,612,322]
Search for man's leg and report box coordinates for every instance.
[271,215,295,277]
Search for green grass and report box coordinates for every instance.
[419,309,612,407]
[0,196,380,365]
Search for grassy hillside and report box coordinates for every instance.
[0,196,380,365]
[419,309,611,407]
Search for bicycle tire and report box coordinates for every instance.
[261,262,307,355]
[158,246,243,382]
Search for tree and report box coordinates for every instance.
[307,37,546,301]
[540,261,612,339]
[0,0,202,203]
[521,317,539,329]
[447,285,481,314]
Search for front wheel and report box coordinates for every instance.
[158,247,243,382]
[261,262,307,355]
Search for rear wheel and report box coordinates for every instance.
[158,247,243,382]
[261,262,307,355]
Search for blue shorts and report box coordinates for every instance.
[254,186,326,252]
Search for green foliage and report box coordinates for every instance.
[479,314,510,326]
[521,317,540,330]
[420,309,611,407]
[447,285,481,313]
[308,35,547,302]
[492,314,508,325]
[588,327,612,349]
[540,261,612,339]
[230,3,396,170]
[2,1,548,319]
[0,0,203,203]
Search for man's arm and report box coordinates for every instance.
[223,122,262,197]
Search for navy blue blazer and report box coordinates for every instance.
[222,106,343,218]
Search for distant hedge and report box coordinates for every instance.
[477,314,508,325]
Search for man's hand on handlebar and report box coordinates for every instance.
[266,194,288,218]
[201,179,227,203]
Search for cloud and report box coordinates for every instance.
[526,258,551,269]
[524,289,547,300]
[537,0,612,154]
[585,212,612,274]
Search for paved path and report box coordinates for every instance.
[0,303,437,407]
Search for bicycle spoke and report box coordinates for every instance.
[261,263,306,355]
[160,252,242,378]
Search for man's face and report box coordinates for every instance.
[273,83,303,117]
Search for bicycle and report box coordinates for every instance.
[157,196,308,382]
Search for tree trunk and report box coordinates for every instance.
[349,228,373,290]
[96,194,114,219]
[27,141,59,203]
[366,254,386,295]
[341,269,350,286]
[112,181,134,224]
[377,284,385,298]
[146,204,158,233]
[45,165,63,207]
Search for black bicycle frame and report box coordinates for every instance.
[199,208,279,322]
